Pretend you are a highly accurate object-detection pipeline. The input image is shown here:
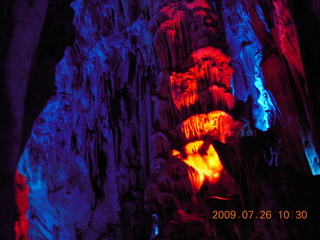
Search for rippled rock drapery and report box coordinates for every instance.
[0,0,73,238]
[19,0,156,239]
[6,0,320,239]
[145,1,248,238]
[146,0,320,239]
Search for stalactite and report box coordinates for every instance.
[146,1,249,238]
[146,0,320,239]
[8,0,320,239]
[18,0,156,239]
[176,111,244,143]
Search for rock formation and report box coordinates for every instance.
[0,0,319,239]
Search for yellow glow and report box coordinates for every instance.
[173,141,224,193]
[172,149,181,157]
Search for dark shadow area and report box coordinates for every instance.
[21,0,75,151]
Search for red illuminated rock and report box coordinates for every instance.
[150,0,226,69]
[14,171,29,240]
[147,1,245,238]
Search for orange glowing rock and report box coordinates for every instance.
[169,71,198,110]
[207,85,236,111]
[173,141,223,193]
[167,47,236,112]
[176,110,244,143]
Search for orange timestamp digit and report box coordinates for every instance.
[278,210,308,219]
[212,210,273,219]
[212,210,309,220]
[212,210,237,219]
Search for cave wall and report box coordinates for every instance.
[0,0,70,238]
[18,0,156,239]
[1,0,318,239]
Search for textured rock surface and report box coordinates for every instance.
[0,1,49,238]
[14,171,29,240]
[2,0,318,239]
[18,0,156,239]
[147,0,320,239]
